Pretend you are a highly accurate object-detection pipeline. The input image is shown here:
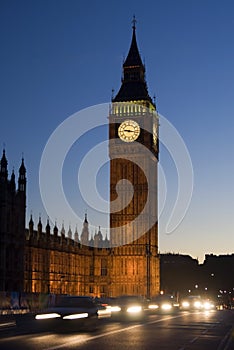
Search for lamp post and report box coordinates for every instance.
[146,244,150,299]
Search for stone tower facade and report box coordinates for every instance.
[0,150,26,292]
[109,21,160,297]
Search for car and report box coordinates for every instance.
[202,298,216,310]
[108,295,147,321]
[93,297,112,319]
[34,296,100,332]
[147,294,179,314]
[180,295,203,310]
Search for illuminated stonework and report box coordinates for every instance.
[109,22,160,297]
[1,22,160,299]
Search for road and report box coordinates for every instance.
[0,310,233,350]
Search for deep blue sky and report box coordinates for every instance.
[0,0,234,262]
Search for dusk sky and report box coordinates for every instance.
[0,0,233,263]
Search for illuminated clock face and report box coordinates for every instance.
[118,120,140,142]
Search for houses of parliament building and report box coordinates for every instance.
[0,22,160,299]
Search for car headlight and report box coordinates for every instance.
[182,301,190,308]
[203,301,214,310]
[161,303,172,311]
[35,313,61,320]
[63,313,88,320]
[110,306,121,312]
[203,302,210,309]
[148,304,159,310]
[127,306,142,313]
[194,301,202,308]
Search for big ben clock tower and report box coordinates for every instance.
[109,19,160,298]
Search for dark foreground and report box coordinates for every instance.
[0,309,233,350]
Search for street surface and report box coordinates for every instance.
[0,310,233,350]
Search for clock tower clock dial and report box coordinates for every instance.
[118,120,140,142]
[109,19,160,298]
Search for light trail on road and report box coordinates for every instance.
[42,314,184,350]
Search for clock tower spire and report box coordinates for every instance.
[113,17,154,107]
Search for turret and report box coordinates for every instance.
[61,223,65,237]
[104,232,109,248]
[10,170,16,192]
[0,149,8,182]
[18,157,26,193]
[94,226,103,247]
[29,214,34,234]
[74,226,79,243]
[53,223,58,237]
[26,214,34,240]
[80,213,89,246]
[67,225,72,239]
[46,218,51,238]
[37,216,42,239]
[60,223,65,244]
